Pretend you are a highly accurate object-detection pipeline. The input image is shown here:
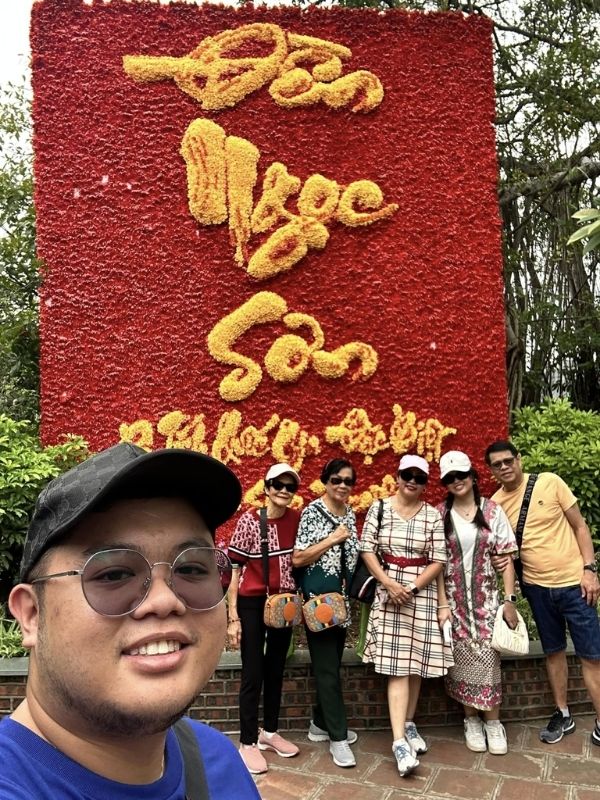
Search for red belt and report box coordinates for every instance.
[382,554,427,567]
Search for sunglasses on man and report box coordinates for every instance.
[398,469,428,485]
[31,547,232,617]
[441,470,472,486]
[489,457,516,470]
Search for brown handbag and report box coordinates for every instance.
[259,508,302,628]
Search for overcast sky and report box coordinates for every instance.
[1,1,34,89]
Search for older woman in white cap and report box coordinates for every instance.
[227,463,301,775]
[360,454,452,777]
[436,450,518,755]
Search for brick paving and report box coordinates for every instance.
[230,714,600,800]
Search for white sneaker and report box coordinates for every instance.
[329,739,356,768]
[404,721,428,754]
[308,720,358,745]
[484,721,508,755]
[393,739,419,776]
[464,717,487,752]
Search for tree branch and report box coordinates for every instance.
[498,160,600,206]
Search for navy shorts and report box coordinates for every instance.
[522,582,600,660]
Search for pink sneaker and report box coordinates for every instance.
[239,743,268,774]
[258,730,300,758]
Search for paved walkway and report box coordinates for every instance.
[233,714,600,800]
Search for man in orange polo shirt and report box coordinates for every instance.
[485,440,600,746]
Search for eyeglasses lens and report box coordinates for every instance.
[270,479,297,493]
[81,547,232,616]
[491,457,515,470]
[399,469,428,485]
[442,470,471,486]
[330,476,355,487]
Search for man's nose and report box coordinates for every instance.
[131,563,186,618]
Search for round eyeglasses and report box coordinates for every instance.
[31,547,232,617]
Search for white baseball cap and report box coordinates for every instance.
[398,454,429,475]
[439,451,472,479]
[265,463,300,485]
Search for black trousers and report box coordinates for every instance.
[305,624,348,741]
[238,595,293,744]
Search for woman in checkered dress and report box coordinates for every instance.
[359,455,452,777]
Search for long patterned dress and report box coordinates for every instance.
[439,498,517,709]
[361,498,453,677]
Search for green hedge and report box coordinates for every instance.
[511,399,600,543]
[0,415,88,599]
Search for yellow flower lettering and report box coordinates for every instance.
[207,291,288,402]
[336,180,398,227]
[119,420,154,451]
[156,411,208,452]
[271,418,320,471]
[124,24,383,114]
[124,23,287,111]
[325,407,388,465]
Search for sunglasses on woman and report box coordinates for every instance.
[31,547,232,617]
[329,476,355,487]
[441,470,472,486]
[398,469,428,485]
[267,479,297,493]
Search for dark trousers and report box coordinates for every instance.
[305,624,348,741]
[238,595,293,744]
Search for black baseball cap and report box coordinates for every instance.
[20,443,242,581]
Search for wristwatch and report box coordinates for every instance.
[504,594,517,603]
[407,582,420,596]
[584,563,598,573]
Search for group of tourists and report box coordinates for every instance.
[1,438,598,796]
[227,442,600,779]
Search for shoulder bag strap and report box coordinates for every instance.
[515,474,538,549]
[172,719,211,800]
[259,507,270,594]
[313,502,338,529]
[376,499,386,567]
[314,503,348,589]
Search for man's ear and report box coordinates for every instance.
[8,584,41,649]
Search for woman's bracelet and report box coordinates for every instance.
[228,618,240,623]
[437,604,450,610]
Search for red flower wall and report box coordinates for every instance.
[31,0,508,527]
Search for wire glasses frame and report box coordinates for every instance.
[30,547,232,617]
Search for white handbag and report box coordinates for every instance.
[491,605,529,656]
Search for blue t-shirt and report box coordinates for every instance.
[0,717,260,799]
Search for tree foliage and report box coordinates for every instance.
[511,399,600,543]
[0,82,40,424]
[0,415,88,601]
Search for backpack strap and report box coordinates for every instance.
[172,718,210,800]
[259,507,270,594]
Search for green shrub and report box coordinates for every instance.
[0,604,26,658]
[0,415,88,598]
[512,399,600,543]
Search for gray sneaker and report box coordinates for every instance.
[308,720,358,745]
[329,739,356,768]
[539,709,576,744]
[393,740,419,776]
[405,721,428,754]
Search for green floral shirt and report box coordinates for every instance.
[295,498,359,604]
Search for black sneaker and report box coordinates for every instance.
[592,721,600,747]
[539,709,576,744]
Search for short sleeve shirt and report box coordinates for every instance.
[492,472,581,587]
